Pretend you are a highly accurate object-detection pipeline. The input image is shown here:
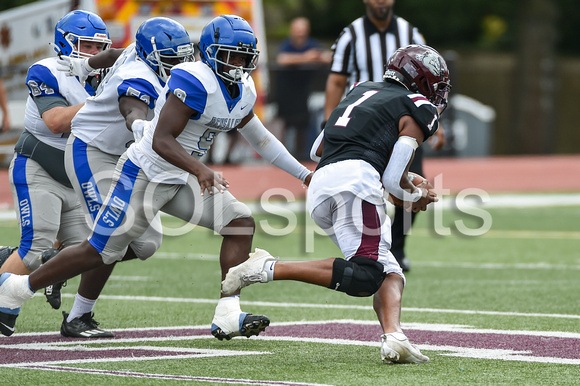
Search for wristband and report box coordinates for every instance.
[83,58,96,74]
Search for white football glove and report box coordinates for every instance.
[131,119,147,143]
[56,56,96,85]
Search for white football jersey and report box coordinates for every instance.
[72,43,162,155]
[24,57,93,151]
[128,61,257,184]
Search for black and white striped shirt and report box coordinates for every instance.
[330,15,425,87]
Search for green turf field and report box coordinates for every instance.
[1,200,579,384]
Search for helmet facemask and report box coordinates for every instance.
[145,36,195,82]
[205,43,259,84]
[431,81,451,113]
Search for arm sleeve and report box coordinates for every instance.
[31,95,70,115]
[239,115,311,182]
[382,136,422,202]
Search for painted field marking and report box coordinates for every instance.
[16,365,332,386]
[44,293,580,320]
[1,321,578,366]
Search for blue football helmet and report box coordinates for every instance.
[135,17,195,83]
[54,10,111,58]
[199,15,259,84]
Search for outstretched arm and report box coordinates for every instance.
[238,111,313,184]
[87,48,125,69]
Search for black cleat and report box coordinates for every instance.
[44,281,66,310]
[60,311,114,338]
[0,272,21,336]
[211,312,270,341]
[41,248,66,309]
[0,308,19,337]
[0,246,17,268]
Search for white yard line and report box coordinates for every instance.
[2,320,579,369]
[39,293,580,320]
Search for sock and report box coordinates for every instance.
[214,295,241,318]
[264,260,276,282]
[67,293,97,322]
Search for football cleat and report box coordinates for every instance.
[44,281,66,310]
[0,306,19,336]
[381,332,430,364]
[0,246,17,268]
[211,312,270,341]
[60,311,114,338]
[40,248,67,310]
[221,248,278,296]
[0,272,35,337]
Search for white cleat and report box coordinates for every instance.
[221,248,279,296]
[211,311,270,340]
[381,332,430,364]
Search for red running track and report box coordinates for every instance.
[1,155,579,209]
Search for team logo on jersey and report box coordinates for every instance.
[207,117,242,131]
[414,52,443,77]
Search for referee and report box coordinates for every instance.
[323,0,445,272]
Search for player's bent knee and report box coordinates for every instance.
[215,202,254,235]
[328,256,386,297]
[132,240,161,261]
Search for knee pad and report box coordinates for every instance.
[329,256,386,297]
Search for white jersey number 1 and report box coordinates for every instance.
[334,90,379,127]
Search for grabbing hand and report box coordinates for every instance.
[56,56,96,84]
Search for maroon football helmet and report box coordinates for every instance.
[384,44,451,111]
